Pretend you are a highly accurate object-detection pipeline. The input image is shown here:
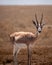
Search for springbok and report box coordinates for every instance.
[10,14,45,65]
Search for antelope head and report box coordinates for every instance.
[32,14,45,33]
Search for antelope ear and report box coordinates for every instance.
[32,20,36,26]
[41,22,45,26]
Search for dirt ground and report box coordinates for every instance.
[0,5,52,65]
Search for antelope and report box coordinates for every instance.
[10,14,45,65]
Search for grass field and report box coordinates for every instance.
[0,5,52,65]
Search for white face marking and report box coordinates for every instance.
[38,24,42,32]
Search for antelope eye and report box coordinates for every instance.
[41,26,43,28]
[36,26,38,29]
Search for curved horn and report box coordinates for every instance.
[35,14,38,25]
[40,13,43,25]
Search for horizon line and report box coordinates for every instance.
[0,4,52,6]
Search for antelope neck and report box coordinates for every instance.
[34,30,40,39]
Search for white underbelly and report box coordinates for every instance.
[14,43,27,49]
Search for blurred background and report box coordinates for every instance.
[0,0,52,65]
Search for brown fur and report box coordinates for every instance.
[10,31,37,45]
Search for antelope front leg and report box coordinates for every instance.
[29,45,32,65]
